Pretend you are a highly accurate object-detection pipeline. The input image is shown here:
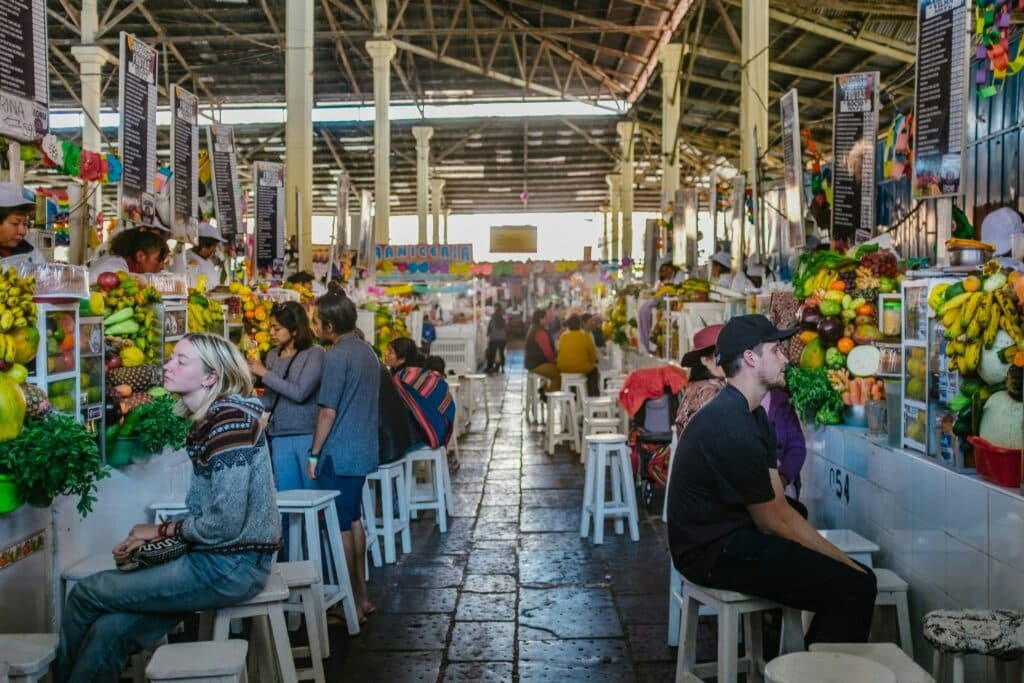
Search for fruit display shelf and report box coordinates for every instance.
[79,315,106,461]
[30,302,84,421]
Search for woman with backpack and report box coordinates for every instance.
[385,337,456,451]
[485,304,508,373]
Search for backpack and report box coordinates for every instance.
[392,367,456,449]
[378,365,413,464]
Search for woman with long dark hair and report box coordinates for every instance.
[525,308,560,394]
[247,301,324,490]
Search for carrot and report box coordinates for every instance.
[842,391,853,406]
[849,380,862,405]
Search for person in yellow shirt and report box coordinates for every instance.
[557,314,600,396]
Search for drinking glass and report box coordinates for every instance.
[866,399,887,436]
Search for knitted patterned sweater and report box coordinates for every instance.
[173,395,281,553]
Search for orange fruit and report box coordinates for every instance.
[837,337,855,354]
[829,280,846,291]
[963,275,981,293]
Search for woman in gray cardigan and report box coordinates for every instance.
[248,301,324,491]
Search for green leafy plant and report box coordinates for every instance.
[0,413,109,516]
[132,395,191,453]
[786,366,844,426]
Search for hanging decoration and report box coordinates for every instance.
[4,133,124,184]
[974,0,1024,99]
[804,129,833,234]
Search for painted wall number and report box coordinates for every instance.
[828,466,850,504]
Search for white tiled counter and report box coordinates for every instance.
[804,425,1023,681]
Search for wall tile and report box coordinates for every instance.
[988,490,1024,573]
[912,518,947,594]
[946,536,989,610]
[945,473,988,554]
[990,558,1024,610]
[912,458,948,529]
[845,436,869,477]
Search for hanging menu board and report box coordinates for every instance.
[0,0,47,142]
[171,85,199,244]
[831,71,880,244]
[117,33,158,227]
[912,0,968,199]
[207,123,242,241]
[780,89,805,249]
[254,161,284,275]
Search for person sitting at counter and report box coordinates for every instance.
[667,314,876,646]
[557,314,600,396]
[525,308,560,395]
[89,227,170,283]
[186,222,226,289]
[0,183,45,268]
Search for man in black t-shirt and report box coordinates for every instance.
[667,315,877,645]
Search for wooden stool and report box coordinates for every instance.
[403,447,453,532]
[146,641,247,682]
[276,489,360,636]
[275,562,327,683]
[0,634,58,683]
[580,434,638,544]
[210,573,297,683]
[362,461,411,564]
[808,643,932,682]
[765,652,895,683]
[873,568,914,658]
[545,392,579,455]
[924,609,1024,683]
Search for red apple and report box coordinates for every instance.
[97,272,120,292]
[105,356,122,371]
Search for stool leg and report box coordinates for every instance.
[300,588,326,683]
[434,456,448,533]
[362,484,383,568]
[267,604,300,683]
[931,650,943,682]
[953,654,965,683]
[779,607,804,655]
[212,611,232,640]
[610,452,624,536]
[619,449,641,542]
[593,447,606,545]
[311,578,330,658]
[323,503,361,636]
[288,514,302,562]
[441,450,454,518]
[580,446,595,538]
[546,410,555,455]
[303,509,323,584]
[718,607,739,683]
[405,456,419,520]
[677,591,699,675]
[396,470,412,554]
[746,612,764,683]
[668,564,682,646]
[895,592,914,658]
[380,477,397,564]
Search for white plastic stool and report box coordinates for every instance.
[275,561,327,683]
[674,583,804,683]
[362,461,411,564]
[808,643,932,682]
[765,651,896,683]
[525,373,548,424]
[580,417,622,463]
[580,434,638,544]
[545,391,579,455]
[210,573,297,683]
[560,373,588,415]
[276,489,360,636]
[403,447,453,532]
[0,635,57,683]
[149,500,188,523]
[817,529,879,567]
[461,373,490,423]
[873,568,914,658]
[146,641,248,682]
[0,662,8,683]
[448,380,467,435]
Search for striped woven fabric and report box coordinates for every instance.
[393,367,455,449]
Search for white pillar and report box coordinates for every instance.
[412,126,433,244]
[430,177,445,245]
[606,174,621,261]
[367,39,396,244]
[617,122,636,258]
[444,207,451,245]
[286,0,314,269]
[600,205,609,260]
[659,44,684,215]
[71,0,111,223]
[741,0,769,174]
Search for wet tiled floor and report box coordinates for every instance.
[324,352,678,682]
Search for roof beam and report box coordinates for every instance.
[626,0,700,103]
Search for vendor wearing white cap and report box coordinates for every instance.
[0,182,44,268]
[710,250,756,293]
[186,222,226,289]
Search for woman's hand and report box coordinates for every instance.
[247,357,267,377]
[112,536,147,565]
[129,523,162,541]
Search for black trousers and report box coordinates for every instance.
[485,341,506,370]
[683,528,877,646]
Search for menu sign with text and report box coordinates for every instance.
[171,85,199,244]
[254,161,284,273]
[780,89,805,249]
[207,123,242,240]
[831,71,880,244]
[913,0,968,198]
[0,0,47,141]
[117,33,158,227]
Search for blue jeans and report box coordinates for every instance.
[56,551,272,683]
[315,456,366,530]
[270,433,315,491]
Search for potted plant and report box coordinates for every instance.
[133,395,190,457]
[0,412,109,516]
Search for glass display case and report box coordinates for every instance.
[152,302,188,365]
[30,303,81,419]
[79,316,105,458]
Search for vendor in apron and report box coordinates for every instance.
[0,183,45,268]
[89,226,170,283]
[186,222,226,289]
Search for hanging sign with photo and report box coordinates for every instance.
[831,71,880,244]
[207,123,242,241]
[254,161,285,277]
[780,89,805,249]
[0,0,47,142]
[170,85,199,244]
[117,32,158,228]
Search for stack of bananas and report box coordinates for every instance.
[0,267,37,332]
[187,292,225,334]
[939,289,1023,373]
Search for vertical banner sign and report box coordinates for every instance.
[672,189,686,267]
[207,123,242,241]
[912,0,967,198]
[170,85,199,244]
[254,161,284,275]
[336,174,350,252]
[643,218,659,286]
[780,89,805,249]
[709,170,719,248]
[678,189,698,268]
[0,0,47,141]
[117,33,158,228]
[831,71,880,244]
[730,175,746,243]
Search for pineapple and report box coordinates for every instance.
[107,365,161,394]
[788,335,806,366]
[22,383,49,418]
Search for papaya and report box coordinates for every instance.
[0,375,26,442]
[10,326,38,365]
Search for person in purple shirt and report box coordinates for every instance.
[761,387,808,518]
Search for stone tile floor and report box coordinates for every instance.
[323,354,680,682]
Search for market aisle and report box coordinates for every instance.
[323,350,678,682]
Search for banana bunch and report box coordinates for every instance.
[946,238,996,251]
[803,267,836,297]
[0,267,37,332]
[942,289,1024,374]
[0,333,16,365]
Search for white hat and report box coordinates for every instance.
[746,263,766,278]
[0,183,34,210]
[197,222,226,243]
[711,251,731,268]
[981,207,1023,256]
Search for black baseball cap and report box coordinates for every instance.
[714,314,799,365]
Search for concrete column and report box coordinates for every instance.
[412,126,433,243]
[285,0,314,269]
[659,44,684,215]
[600,205,609,260]
[606,174,621,261]
[741,0,769,173]
[617,121,636,258]
[429,177,445,244]
[71,0,111,223]
[367,39,396,244]
[444,207,451,245]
